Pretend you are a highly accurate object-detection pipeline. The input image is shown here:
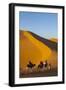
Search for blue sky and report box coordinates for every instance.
[19,12,58,39]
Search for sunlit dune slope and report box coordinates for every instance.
[20,30,58,70]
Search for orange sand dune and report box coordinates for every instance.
[20,31,58,70]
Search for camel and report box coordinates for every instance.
[38,61,44,69]
[38,60,51,71]
[27,61,36,72]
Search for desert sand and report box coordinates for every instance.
[19,30,58,78]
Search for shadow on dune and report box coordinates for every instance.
[28,31,58,51]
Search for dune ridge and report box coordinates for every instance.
[29,31,57,51]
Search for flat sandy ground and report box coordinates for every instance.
[20,68,57,78]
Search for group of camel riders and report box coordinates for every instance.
[27,60,51,71]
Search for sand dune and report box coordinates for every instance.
[50,38,58,43]
[20,30,58,70]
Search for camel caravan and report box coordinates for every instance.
[26,60,51,73]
